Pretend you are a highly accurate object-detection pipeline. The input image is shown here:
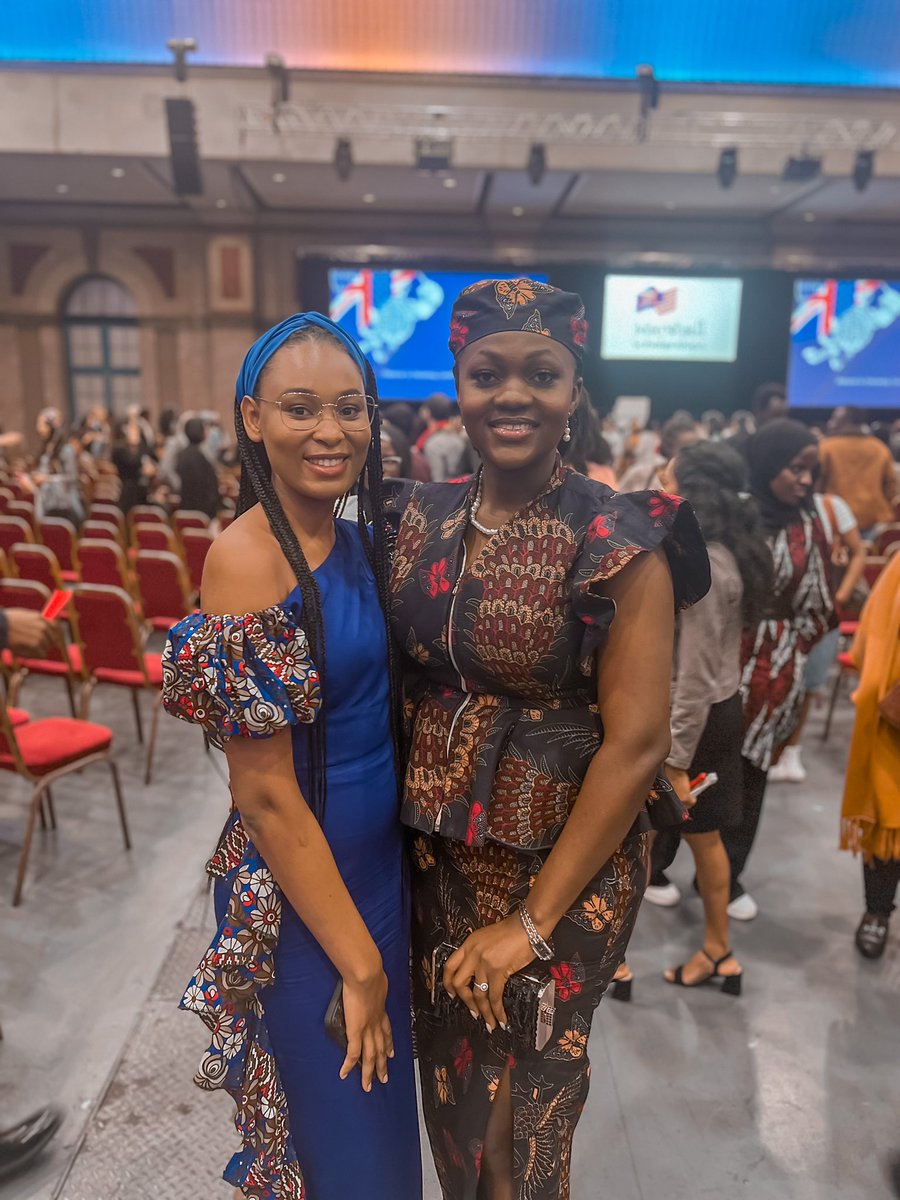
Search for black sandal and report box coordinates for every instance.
[665,948,742,995]
[610,966,633,1003]
[855,913,890,960]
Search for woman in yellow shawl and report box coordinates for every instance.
[840,551,900,959]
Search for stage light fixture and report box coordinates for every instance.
[334,138,353,181]
[717,147,738,189]
[853,149,874,192]
[527,143,546,186]
[266,53,290,104]
[415,137,453,173]
[783,155,821,183]
[166,37,197,83]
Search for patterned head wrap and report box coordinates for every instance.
[448,278,588,363]
[235,312,370,403]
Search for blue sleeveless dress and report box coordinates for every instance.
[163,520,421,1200]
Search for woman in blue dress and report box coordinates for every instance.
[162,313,421,1199]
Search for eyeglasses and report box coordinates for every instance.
[256,392,376,432]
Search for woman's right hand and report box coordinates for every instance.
[339,966,394,1093]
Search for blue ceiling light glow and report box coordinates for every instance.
[2,1,900,89]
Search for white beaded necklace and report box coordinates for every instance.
[469,474,500,537]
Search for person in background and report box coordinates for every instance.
[79,405,112,461]
[564,390,619,488]
[618,442,772,996]
[33,407,84,525]
[770,489,867,783]
[721,419,833,920]
[0,604,52,659]
[839,550,900,959]
[175,417,221,519]
[727,385,788,459]
[818,406,896,536]
[111,413,154,513]
[618,411,699,492]
[381,403,431,481]
[701,409,728,441]
[379,425,411,481]
[416,393,467,481]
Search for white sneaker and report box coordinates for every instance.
[727,893,759,921]
[644,882,682,907]
[768,746,807,783]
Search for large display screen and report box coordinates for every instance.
[600,275,743,362]
[787,279,900,409]
[328,269,545,402]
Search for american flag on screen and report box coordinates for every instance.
[636,285,678,315]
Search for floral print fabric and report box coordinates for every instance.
[412,831,650,1200]
[390,462,710,849]
[162,608,322,1200]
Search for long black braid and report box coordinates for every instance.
[235,327,402,822]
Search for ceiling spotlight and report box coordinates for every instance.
[512,206,525,217]
[853,149,874,192]
[803,211,816,223]
[55,183,69,195]
[442,177,458,189]
[783,155,821,183]
[717,146,738,189]
[110,167,126,179]
[334,138,353,181]
[527,143,546,186]
[272,172,286,183]
[266,52,290,105]
[215,198,227,209]
[415,137,453,173]
[362,193,376,204]
[166,37,197,83]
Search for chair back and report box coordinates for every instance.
[71,584,147,679]
[39,517,79,573]
[0,516,34,555]
[81,519,122,546]
[78,539,132,591]
[128,505,169,530]
[7,501,35,530]
[0,486,14,512]
[133,523,178,554]
[9,543,62,592]
[863,556,888,589]
[0,698,26,771]
[0,577,50,614]
[89,504,126,536]
[218,513,235,531]
[173,510,210,536]
[873,524,900,557]
[135,551,192,626]
[181,528,214,593]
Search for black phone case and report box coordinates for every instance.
[324,979,348,1051]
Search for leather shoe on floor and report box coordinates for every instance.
[855,913,890,960]
[0,1107,62,1180]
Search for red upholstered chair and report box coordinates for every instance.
[173,510,210,537]
[127,506,169,537]
[0,515,34,556]
[71,584,163,784]
[81,519,123,547]
[78,539,136,598]
[0,486,14,512]
[218,513,235,531]
[822,650,858,742]
[181,527,214,594]
[38,517,80,582]
[863,556,888,589]
[89,503,126,536]
[0,578,86,716]
[0,700,129,906]
[7,500,36,531]
[133,522,179,555]
[9,543,64,593]
[135,550,193,632]
[873,524,900,557]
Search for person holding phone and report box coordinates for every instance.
[162,314,420,1200]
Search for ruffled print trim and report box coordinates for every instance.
[180,813,306,1199]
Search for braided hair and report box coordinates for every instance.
[235,326,402,823]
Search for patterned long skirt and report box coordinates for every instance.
[410,830,649,1200]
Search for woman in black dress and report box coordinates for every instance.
[390,279,710,1199]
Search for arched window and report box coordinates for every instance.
[64,276,142,420]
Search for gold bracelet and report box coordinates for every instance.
[518,903,554,961]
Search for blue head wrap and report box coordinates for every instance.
[235,312,370,405]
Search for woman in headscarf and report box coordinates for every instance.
[161,315,421,1199]
[840,550,900,959]
[721,418,834,919]
[390,278,711,1200]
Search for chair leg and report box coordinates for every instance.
[108,760,132,850]
[13,786,43,907]
[822,670,843,741]
[64,674,77,718]
[131,690,144,744]
[79,679,95,720]
[45,788,57,830]
[144,692,161,786]
[39,799,47,830]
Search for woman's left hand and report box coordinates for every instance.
[666,766,695,808]
[443,915,536,1032]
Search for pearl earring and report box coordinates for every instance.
[563,421,572,443]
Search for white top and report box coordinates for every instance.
[814,493,856,544]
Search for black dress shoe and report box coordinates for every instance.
[855,913,890,960]
[0,1107,61,1180]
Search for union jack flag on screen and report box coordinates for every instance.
[636,286,678,315]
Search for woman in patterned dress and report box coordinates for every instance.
[721,419,834,917]
[389,279,711,1200]
[162,314,421,1199]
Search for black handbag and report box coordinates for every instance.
[430,942,556,1053]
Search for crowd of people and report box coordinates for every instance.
[2,285,899,1195]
